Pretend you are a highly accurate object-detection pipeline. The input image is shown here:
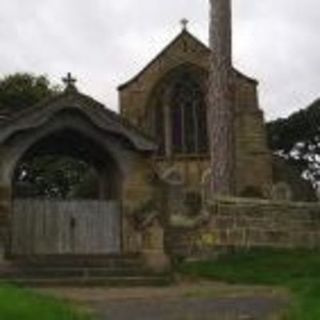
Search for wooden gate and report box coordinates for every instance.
[11,200,121,255]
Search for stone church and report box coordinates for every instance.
[0,24,315,281]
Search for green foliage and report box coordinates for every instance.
[0,285,90,320]
[179,249,320,319]
[69,169,100,199]
[267,99,320,185]
[0,73,60,111]
[15,155,94,199]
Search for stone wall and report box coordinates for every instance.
[0,184,10,258]
[166,197,320,259]
[122,155,161,254]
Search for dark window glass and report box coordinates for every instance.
[170,72,208,155]
[152,68,209,157]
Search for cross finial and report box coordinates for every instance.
[62,72,77,91]
[180,18,189,31]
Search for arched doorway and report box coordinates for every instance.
[0,85,158,262]
[10,129,122,256]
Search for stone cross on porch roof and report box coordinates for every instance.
[62,72,77,92]
[180,18,189,31]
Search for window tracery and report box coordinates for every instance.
[153,68,208,157]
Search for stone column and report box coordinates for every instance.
[121,156,155,254]
[142,218,171,274]
[0,147,12,262]
[0,184,10,262]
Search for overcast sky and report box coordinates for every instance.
[0,0,319,120]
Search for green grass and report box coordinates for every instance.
[0,284,91,320]
[178,249,320,320]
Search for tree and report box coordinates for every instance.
[0,73,59,112]
[15,156,94,199]
[267,99,320,187]
[208,0,234,195]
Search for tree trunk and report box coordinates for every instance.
[208,0,234,196]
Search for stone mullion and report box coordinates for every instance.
[163,88,173,158]
[192,99,200,155]
[181,103,186,154]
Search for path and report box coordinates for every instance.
[39,281,288,320]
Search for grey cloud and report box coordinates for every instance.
[234,0,320,119]
[0,0,319,120]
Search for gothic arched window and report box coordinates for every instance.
[170,71,208,155]
[151,66,208,157]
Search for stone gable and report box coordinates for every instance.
[119,29,273,198]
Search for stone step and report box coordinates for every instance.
[0,267,153,279]
[10,254,143,268]
[0,276,172,287]
[1,254,173,287]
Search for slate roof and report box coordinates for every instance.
[0,87,157,152]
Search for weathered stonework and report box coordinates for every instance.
[0,86,167,261]
[0,184,10,257]
[142,218,171,273]
[0,26,315,271]
[166,197,320,258]
[118,30,273,198]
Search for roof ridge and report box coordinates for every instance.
[118,30,209,90]
[118,29,258,90]
[0,89,156,148]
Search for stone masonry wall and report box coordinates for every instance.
[166,197,320,258]
[119,31,273,198]
[0,184,10,256]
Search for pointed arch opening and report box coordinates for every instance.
[148,63,209,158]
[8,122,123,256]
[12,128,121,201]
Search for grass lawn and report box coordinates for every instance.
[0,284,91,320]
[178,249,320,320]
